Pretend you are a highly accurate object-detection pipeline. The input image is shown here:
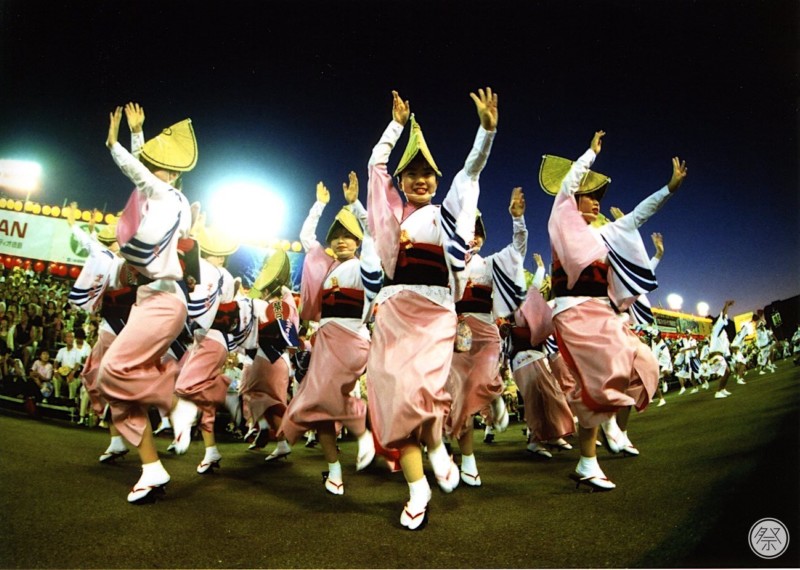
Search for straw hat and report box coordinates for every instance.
[539,155,611,199]
[140,119,198,172]
[325,207,363,243]
[196,225,239,257]
[97,224,117,245]
[249,249,291,299]
[393,115,441,177]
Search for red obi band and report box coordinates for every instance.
[455,283,492,315]
[386,243,448,287]
[100,286,137,323]
[321,286,365,319]
[509,325,535,356]
[211,301,240,333]
[551,260,609,298]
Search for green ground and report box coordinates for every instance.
[1,361,798,569]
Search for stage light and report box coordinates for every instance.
[208,180,286,245]
[666,293,683,311]
[696,302,709,317]
[0,159,42,193]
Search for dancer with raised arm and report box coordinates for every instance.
[366,87,498,528]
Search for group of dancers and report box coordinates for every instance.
[67,87,692,530]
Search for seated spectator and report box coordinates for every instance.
[53,331,88,404]
[30,348,54,402]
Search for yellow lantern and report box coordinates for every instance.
[0,198,6,208]
[281,240,291,251]
[51,206,61,217]
[105,213,116,225]
[81,210,91,222]
[291,241,302,252]
[13,200,23,211]
[43,205,51,216]
[32,204,41,215]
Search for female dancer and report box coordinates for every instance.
[444,187,527,485]
[100,103,196,503]
[546,130,687,490]
[366,87,498,529]
[279,172,381,495]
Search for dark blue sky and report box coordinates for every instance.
[1,0,797,316]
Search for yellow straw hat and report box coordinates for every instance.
[97,224,117,245]
[325,207,363,243]
[539,154,611,199]
[393,114,442,177]
[249,249,291,299]
[140,119,198,172]
[196,225,239,257]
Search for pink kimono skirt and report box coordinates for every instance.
[553,298,658,428]
[81,328,116,416]
[279,321,369,444]
[445,315,503,439]
[239,350,290,425]
[366,290,455,450]
[513,355,574,441]
[174,331,231,433]
[98,286,187,446]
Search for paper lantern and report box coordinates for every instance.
[104,213,116,225]
[69,266,81,279]
[94,211,104,223]
[50,206,60,217]
[42,205,51,216]
[34,260,45,273]
[3,256,13,269]
[13,201,23,212]
[291,241,302,252]
[31,204,41,215]
[0,198,6,208]
[81,211,91,222]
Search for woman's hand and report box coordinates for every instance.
[591,130,605,155]
[106,106,122,148]
[316,181,330,204]
[342,171,358,204]
[391,90,410,126]
[470,87,498,132]
[508,187,525,217]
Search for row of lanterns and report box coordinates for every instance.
[1,198,306,252]
[3,256,82,279]
[0,197,117,225]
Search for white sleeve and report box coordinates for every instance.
[368,120,404,168]
[511,215,528,258]
[109,142,175,199]
[616,187,673,230]
[560,149,596,198]
[300,200,326,251]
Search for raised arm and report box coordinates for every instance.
[508,187,528,257]
[299,182,329,251]
[463,87,498,179]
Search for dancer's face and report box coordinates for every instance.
[328,228,359,262]
[577,193,601,223]
[400,156,438,207]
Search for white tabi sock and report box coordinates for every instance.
[460,453,478,475]
[427,441,451,478]
[327,461,342,481]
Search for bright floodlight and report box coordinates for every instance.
[696,302,710,317]
[666,293,684,311]
[208,180,286,244]
[0,159,42,193]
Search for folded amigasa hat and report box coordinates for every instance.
[97,223,117,245]
[196,225,239,257]
[249,249,291,299]
[140,119,198,172]
[393,114,442,177]
[325,207,363,244]
[539,155,611,200]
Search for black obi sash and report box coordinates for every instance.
[455,283,492,315]
[551,260,609,298]
[321,286,365,319]
[385,242,448,287]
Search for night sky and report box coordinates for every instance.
[1,0,797,317]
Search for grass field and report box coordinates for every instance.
[1,360,798,569]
